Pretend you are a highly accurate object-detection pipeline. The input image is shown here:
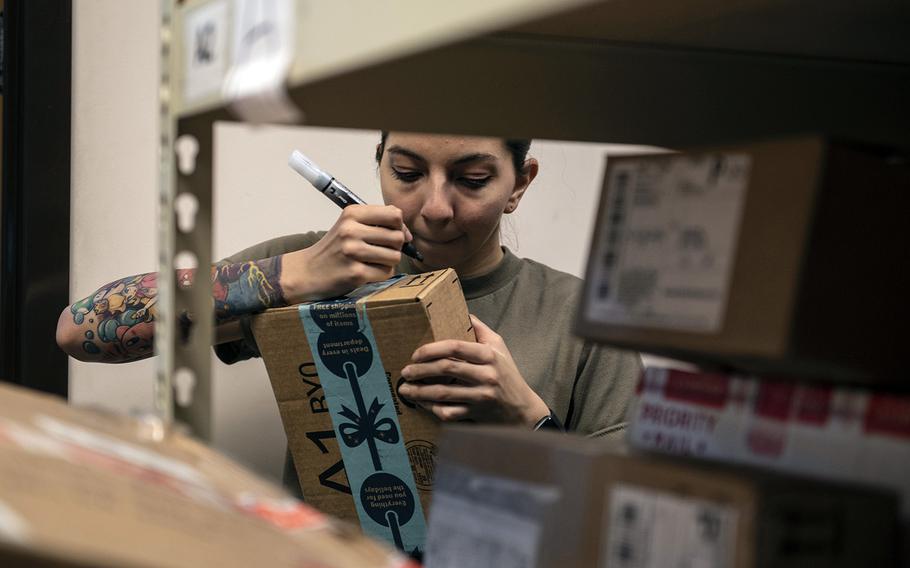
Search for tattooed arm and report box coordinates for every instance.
[56,256,286,363]
[57,204,412,363]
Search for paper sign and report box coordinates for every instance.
[223,0,301,123]
[183,0,230,105]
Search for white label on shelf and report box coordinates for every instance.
[223,0,301,123]
[183,0,230,105]
[425,493,542,568]
[602,484,738,568]
[586,154,751,332]
[424,467,560,568]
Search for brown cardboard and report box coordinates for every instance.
[577,136,908,383]
[0,384,409,568]
[251,269,474,531]
[428,425,898,568]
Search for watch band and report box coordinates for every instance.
[533,409,565,432]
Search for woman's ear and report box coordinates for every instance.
[504,158,539,214]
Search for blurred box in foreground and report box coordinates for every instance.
[425,425,898,568]
[577,136,908,383]
[0,384,410,568]
[253,269,474,553]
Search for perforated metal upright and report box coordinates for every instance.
[157,0,224,438]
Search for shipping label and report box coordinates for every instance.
[586,154,751,332]
[425,465,560,568]
[602,484,738,568]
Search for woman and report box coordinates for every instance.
[58,132,640,437]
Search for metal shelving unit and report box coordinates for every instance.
[158,0,908,446]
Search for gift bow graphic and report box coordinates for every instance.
[339,399,400,449]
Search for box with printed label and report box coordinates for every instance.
[629,366,910,520]
[427,425,898,568]
[251,269,475,553]
[577,136,908,382]
[0,383,409,568]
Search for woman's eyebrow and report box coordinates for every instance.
[387,146,426,164]
[387,146,498,167]
[449,153,498,167]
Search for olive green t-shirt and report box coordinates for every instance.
[215,232,641,438]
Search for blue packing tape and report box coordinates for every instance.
[299,276,427,553]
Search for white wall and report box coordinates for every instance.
[69,0,159,417]
[69,0,659,481]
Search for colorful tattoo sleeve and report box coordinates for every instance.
[68,272,160,362]
[209,256,285,321]
[67,256,285,362]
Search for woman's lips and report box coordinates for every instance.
[415,234,462,246]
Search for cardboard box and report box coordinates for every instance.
[0,384,410,568]
[577,136,908,383]
[628,366,910,519]
[427,425,898,568]
[252,269,475,553]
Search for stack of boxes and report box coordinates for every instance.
[424,136,908,566]
[426,426,897,568]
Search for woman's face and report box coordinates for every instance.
[379,133,536,277]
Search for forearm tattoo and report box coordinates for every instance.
[209,256,285,321]
[69,272,159,362]
[69,256,285,361]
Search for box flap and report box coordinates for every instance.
[361,270,453,307]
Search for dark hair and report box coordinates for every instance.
[375,131,532,175]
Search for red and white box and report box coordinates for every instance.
[629,367,910,517]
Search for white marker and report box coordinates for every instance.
[289,150,423,261]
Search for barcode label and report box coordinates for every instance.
[603,484,737,568]
[586,154,751,333]
[425,493,540,568]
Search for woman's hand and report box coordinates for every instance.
[399,315,550,426]
[280,205,412,302]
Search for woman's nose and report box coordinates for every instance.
[420,176,454,224]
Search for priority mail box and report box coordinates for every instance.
[629,366,910,519]
[252,269,475,553]
[0,383,408,568]
[577,136,908,383]
[427,425,898,568]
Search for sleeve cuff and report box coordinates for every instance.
[213,315,261,364]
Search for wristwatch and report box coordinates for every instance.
[533,409,565,432]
